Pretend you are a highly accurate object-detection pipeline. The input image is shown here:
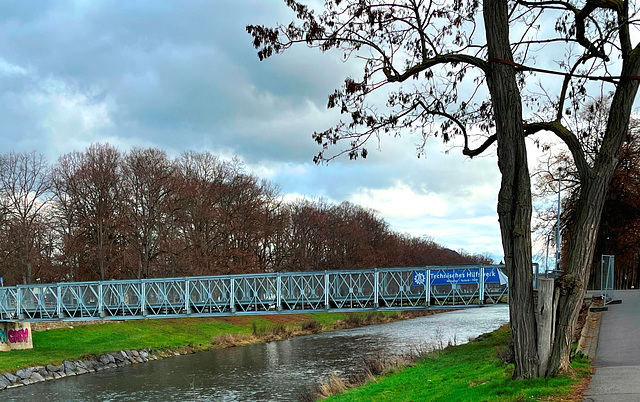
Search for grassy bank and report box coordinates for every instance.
[0,310,429,373]
[319,326,590,402]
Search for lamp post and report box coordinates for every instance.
[555,167,562,271]
[545,232,550,272]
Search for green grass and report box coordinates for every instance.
[0,318,247,371]
[327,327,590,402]
[308,312,349,326]
[0,312,371,372]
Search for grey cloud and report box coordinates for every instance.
[0,1,505,257]
[0,1,365,162]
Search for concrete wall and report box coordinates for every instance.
[0,322,32,351]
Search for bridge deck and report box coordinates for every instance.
[0,266,508,322]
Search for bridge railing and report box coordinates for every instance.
[0,265,508,322]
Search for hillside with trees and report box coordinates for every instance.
[0,144,490,285]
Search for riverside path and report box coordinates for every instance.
[585,290,640,401]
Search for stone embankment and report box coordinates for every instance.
[0,347,189,390]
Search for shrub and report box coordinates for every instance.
[364,311,384,323]
[211,333,252,348]
[345,314,363,327]
[259,324,293,341]
[495,337,514,364]
[301,320,322,333]
[319,373,347,397]
[251,321,261,335]
[295,384,321,402]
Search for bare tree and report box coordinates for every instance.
[248,0,640,377]
[51,152,85,281]
[0,152,52,283]
[121,148,177,279]
[53,144,123,281]
[535,115,640,290]
[171,151,236,275]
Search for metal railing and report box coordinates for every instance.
[601,255,615,304]
[0,265,509,322]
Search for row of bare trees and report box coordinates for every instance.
[535,109,640,290]
[0,144,490,285]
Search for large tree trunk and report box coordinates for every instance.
[547,59,640,375]
[547,178,606,375]
[483,0,538,379]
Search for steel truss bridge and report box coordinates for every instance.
[0,265,509,322]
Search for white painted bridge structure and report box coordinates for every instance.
[0,265,509,322]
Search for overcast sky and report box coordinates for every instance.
[0,1,530,262]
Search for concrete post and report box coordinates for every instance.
[537,278,555,377]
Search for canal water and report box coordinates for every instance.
[4,306,509,401]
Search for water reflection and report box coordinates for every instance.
[4,307,509,401]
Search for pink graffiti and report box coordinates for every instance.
[8,328,29,344]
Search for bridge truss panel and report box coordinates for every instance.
[0,287,17,321]
[327,271,376,310]
[145,279,187,317]
[280,272,326,311]
[0,265,509,322]
[233,275,278,313]
[429,267,481,306]
[378,268,428,309]
[483,281,509,304]
[59,282,101,319]
[187,277,232,315]
[101,280,143,318]
[17,284,60,320]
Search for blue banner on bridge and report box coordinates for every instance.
[412,268,507,286]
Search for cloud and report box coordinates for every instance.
[17,78,114,155]
[350,184,449,218]
[0,57,30,76]
[0,1,507,260]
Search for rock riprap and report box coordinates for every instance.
[0,347,189,390]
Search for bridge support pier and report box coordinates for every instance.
[0,322,32,352]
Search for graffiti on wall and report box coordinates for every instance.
[0,328,6,344]
[8,328,29,344]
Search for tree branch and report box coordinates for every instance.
[618,0,632,57]
[384,54,488,82]
[516,0,578,13]
[557,55,593,121]
[525,121,591,181]
[462,134,498,157]
[518,0,626,61]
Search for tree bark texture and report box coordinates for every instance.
[547,55,640,374]
[483,0,538,379]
